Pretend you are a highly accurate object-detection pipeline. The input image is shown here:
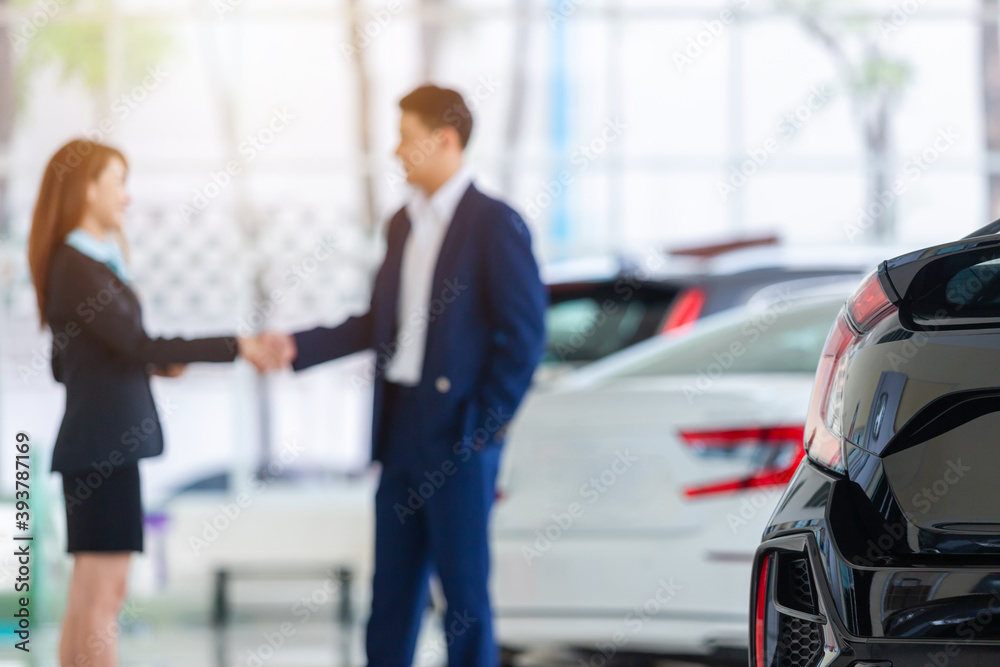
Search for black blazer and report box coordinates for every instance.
[45,243,237,476]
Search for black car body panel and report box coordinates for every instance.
[753,231,1000,666]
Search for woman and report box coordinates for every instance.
[27,139,280,667]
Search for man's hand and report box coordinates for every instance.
[237,333,297,372]
[261,332,297,369]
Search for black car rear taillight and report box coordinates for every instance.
[752,549,827,667]
[754,553,771,667]
[804,270,897,474]
[847,269,897,330]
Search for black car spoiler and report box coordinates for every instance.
[962,217,1000,239]
[878,230,1000,330]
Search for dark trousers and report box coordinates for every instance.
[365,382,501,667]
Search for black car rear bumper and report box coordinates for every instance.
[753,462,1000,667]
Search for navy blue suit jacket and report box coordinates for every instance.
[291,183,547,463]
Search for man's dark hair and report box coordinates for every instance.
[399,85,473,149]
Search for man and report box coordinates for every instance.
[263,85,547,666]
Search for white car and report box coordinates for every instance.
[490,283,854,663]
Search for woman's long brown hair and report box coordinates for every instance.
[27,139,127,327]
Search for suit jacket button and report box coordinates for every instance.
[435,376,451,393]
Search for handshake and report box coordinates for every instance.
[236,333,298,373]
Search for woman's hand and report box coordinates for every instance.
[150,363,187,378]
[238,334,297,372]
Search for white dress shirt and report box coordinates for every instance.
[384,165,474,386]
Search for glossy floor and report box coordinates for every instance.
[0,618,735,667]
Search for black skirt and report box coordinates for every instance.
[61,460,144,553]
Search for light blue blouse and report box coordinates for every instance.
[65,228,131,283]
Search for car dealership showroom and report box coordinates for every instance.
[4,0,1000,666]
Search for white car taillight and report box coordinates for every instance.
[680,426,805,498]
[805,270,897,473]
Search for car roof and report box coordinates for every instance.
[541,243,913,287]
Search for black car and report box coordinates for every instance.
[751,222,1000,666]
[542,247,891,368]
